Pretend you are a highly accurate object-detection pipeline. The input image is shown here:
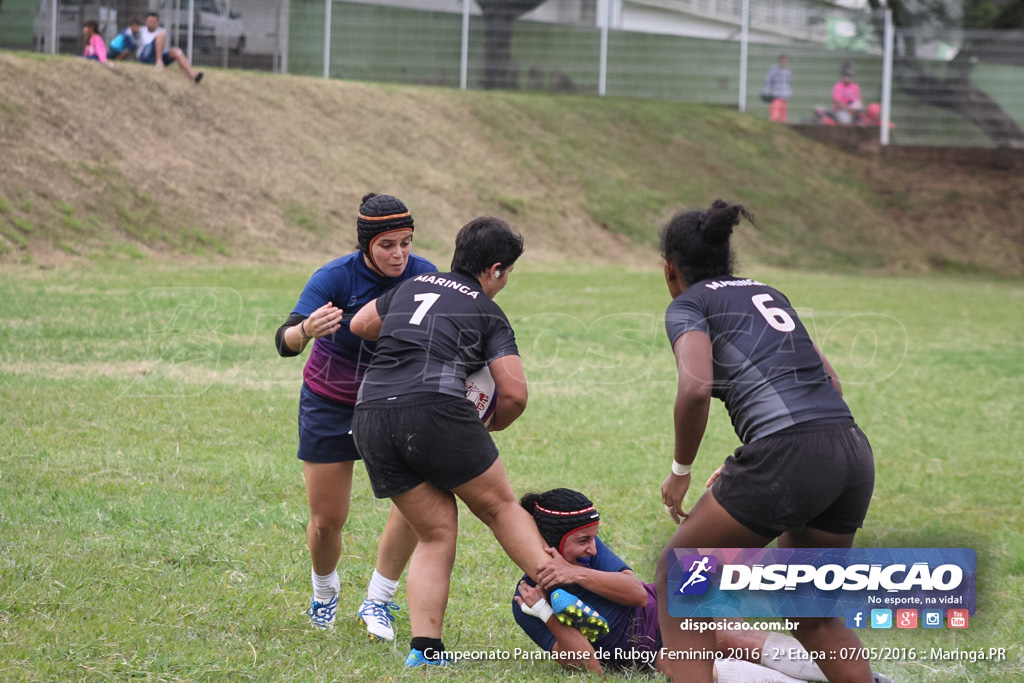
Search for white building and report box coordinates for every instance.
[346,0,875,46]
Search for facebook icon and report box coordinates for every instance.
[845,609,866,628]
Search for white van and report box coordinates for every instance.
[152,0,246,54]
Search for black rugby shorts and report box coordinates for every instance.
[352,393,498,498]
[711,420,875,537]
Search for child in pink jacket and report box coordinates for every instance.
[82,21,108,64]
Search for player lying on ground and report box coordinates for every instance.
[512,487,888,682]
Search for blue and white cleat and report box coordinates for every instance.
[404,648,451,668]
[307,594,338,629]
[357,599,400,641]
[549,588,609,642]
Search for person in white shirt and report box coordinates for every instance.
[137,12,203,83]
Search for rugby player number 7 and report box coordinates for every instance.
[410,293,441,325]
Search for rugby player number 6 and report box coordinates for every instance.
[752,294,795,333]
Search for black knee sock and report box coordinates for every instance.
[410,637,445,659]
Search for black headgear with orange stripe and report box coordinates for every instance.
[524,488,600,554]
[356,193,414,266]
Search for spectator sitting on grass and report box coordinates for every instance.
[107,18,140,61]
[831,62,863,125]
[81,21,108,64]
[137,12,203,83]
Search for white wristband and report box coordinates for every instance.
[671,461,692,477]
[521,597,554,623]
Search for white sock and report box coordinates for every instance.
[366,569,399,603]
[715,658,806,683]
[760,632,828,681]
[311,569,339,600]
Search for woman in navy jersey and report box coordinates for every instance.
[350,217,608,668]
[275,193,437,637]
[654,200,877,683]
[512,488,888,682]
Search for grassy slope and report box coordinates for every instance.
[1,51,1022,275]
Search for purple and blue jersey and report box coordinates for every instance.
[512,538,662,668]
[292,251,436,404]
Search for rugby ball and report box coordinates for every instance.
[464,366,496,426]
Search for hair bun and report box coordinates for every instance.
[702,199,753,245]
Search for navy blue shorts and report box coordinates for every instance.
[296,383,360,463]
[712,420,875,537]
[352,393,498,499]
[137,43,173,65]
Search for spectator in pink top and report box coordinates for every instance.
[81,21,108,64]
[831,62,863,125]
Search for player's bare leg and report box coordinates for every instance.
[655,491,771,682]
[390,483,457,639]
[453,457,551,580]
[303,460,353,627]
[778,527,874,683]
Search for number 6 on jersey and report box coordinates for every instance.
[752,293,795,332]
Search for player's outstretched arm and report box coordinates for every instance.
[812,341,843,397]
[663,330,712,523]
[349,298,382,340]
[536,548,647,607]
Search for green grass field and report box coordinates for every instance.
[1,260,1022,681]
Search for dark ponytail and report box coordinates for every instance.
[660,199,754,286]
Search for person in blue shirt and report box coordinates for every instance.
[512,487,891,682]
[275,193,437,638]
[761,54,792,122]
[107,18,140,61]
[654,199,877,682]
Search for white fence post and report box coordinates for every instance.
[459,0,470,90]
[187,0,195,64]
[880,9,894,146]
[598,0,609,96]
[48,0,57,54]
[738,0,749,112]
[279,0,290,74]
[323,0,332,79]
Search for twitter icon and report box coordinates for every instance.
[871,609,892,629]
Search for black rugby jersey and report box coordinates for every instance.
[664,276,851,444]
[358,271,519,403]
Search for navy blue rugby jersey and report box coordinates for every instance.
[358,271,519,403]
[664,276,851,443]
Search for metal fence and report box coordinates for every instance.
[2,0,1022,149]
